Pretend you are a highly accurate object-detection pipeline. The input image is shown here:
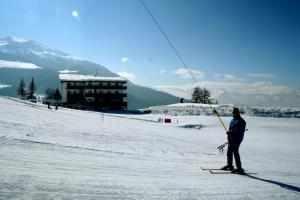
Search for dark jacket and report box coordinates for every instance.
[228,117,246,143]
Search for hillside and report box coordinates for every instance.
[0,96,299,199]
[0,36,180,109]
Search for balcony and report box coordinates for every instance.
[84,93,127,98]
[67,85,127,90]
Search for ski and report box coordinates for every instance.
[209,170,257,175]
[201,167,226,171]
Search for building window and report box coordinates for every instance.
[87,98,93,103]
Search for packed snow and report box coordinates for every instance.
[0,96,299,199]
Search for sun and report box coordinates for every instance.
[72,10,79,18]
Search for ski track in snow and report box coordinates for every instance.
[0,97,299,199]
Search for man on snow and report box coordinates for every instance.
[221,107,246,174]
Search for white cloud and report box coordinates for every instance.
[248,73,276,78]
[153,84,193,99]
[58,70,78,74]
[224,74,236,81]
[121,57,130,63]
[153,81,297,100]
[214,74,222,79]
[159,69,166,74]
[0,60,41,69]
[117,71,136,83]
[172,68,205,79]
[214,73,245,81]
[0,84,11,89]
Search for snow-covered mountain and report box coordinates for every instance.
[0,36,68,57]
[0,36,114,74]
[0,36,180,109]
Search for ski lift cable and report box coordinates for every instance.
[140,0,200,87]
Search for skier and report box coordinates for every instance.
[221,107,246,174]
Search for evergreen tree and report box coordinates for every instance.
[17,78,26,99]
[192,87,213,104]
[45,88,55,100]
[192,87,201,103]
[202,88,212,104]
[53,88,62,104]
[28,77,36,101]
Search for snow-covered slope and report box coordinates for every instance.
[142,103,300,118]
[0,96,299,199]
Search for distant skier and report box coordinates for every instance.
[221,107,246,174]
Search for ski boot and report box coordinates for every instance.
[221,165,234,171]
[231,168,245,175]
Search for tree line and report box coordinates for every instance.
[17,77,37,101]
[17,77,61,104]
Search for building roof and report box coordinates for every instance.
[59,74,127,82]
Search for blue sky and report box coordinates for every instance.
[0,0,299,103]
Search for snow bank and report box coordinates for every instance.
[141,103,300,118]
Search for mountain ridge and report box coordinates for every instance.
[0,36,181,109]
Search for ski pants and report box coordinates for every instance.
[227,140,242,169]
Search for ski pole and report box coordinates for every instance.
[217,142,228,154]
[213,109,228,153]
[213,109,228,132]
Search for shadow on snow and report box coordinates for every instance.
[245,174,300,194]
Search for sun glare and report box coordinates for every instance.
[72,10,78,18]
